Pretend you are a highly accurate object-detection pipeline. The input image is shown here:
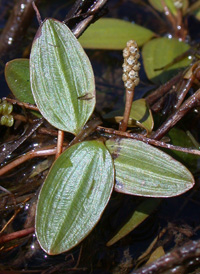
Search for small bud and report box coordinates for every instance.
[122,73,128,82]
[123,48,130,58]
[123,64,132,73]
[129,46,138,55]
[132,63,141,71]
[2,101,8,115]
[133,77,140,86]
[128,70,138,80]
[127,56,136,66]
[125,80,134,90]
[6,115,14,127]
[134,52,140,60]
[127,40,137,48]
[1,115,8,126]
[0,100,14,127]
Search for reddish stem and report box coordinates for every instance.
[55,130,64,159]
[0,227,34,244]
[119,89,134,132]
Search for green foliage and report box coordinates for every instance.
[36,140,114,254]
[4,9,197,255]
[5,59,35,104]
[30,19,96,135]
[106,138,194,197]
[79,18,155,50]
[142,37,191,84]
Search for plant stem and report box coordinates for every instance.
[55,130,64,159]
[0,227,34,244]
[72,0,108,38]
[130,240,200,274]
[96,126,200,156]
[145,73,182,107]
[0,119,101,176]
[119,89,134,132]
[151,88,200,140]
[0,147,57,177]
[0,0,40,60]
[4,98,39,111]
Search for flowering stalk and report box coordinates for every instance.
[119,40,140,131]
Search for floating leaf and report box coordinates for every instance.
[106,138,194,197]
[36,140,114,255]
[5,59,35,104]
[104,99,154,134]
[142,37,191,84]
[148,0,188,15]
[107,198,161,246]
[79,18,155,50]
[30,19,96,135]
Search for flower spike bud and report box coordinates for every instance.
[122,40,140,91]
[119,40,141,132]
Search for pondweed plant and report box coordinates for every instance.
[2,15,197,256]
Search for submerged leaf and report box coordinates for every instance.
[106,138,194,197]
[36,140,114,255]
[129,99,154,133]
[142,38,191,84]
[104,99,154,134]
[5,59,35,104]
[107,198,161,246]
[166,128,200,172]
[148,0,188,15]
[146,246,165,264]
[79,18,155,49]
[30,19,95,135]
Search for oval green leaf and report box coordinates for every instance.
[35,140,114,255]
[107,198,161,246]
[30,19,96,135]
[79,18,155,49]
[5,58,35,104]
[106,138,194,197]
[142,37,191,84]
